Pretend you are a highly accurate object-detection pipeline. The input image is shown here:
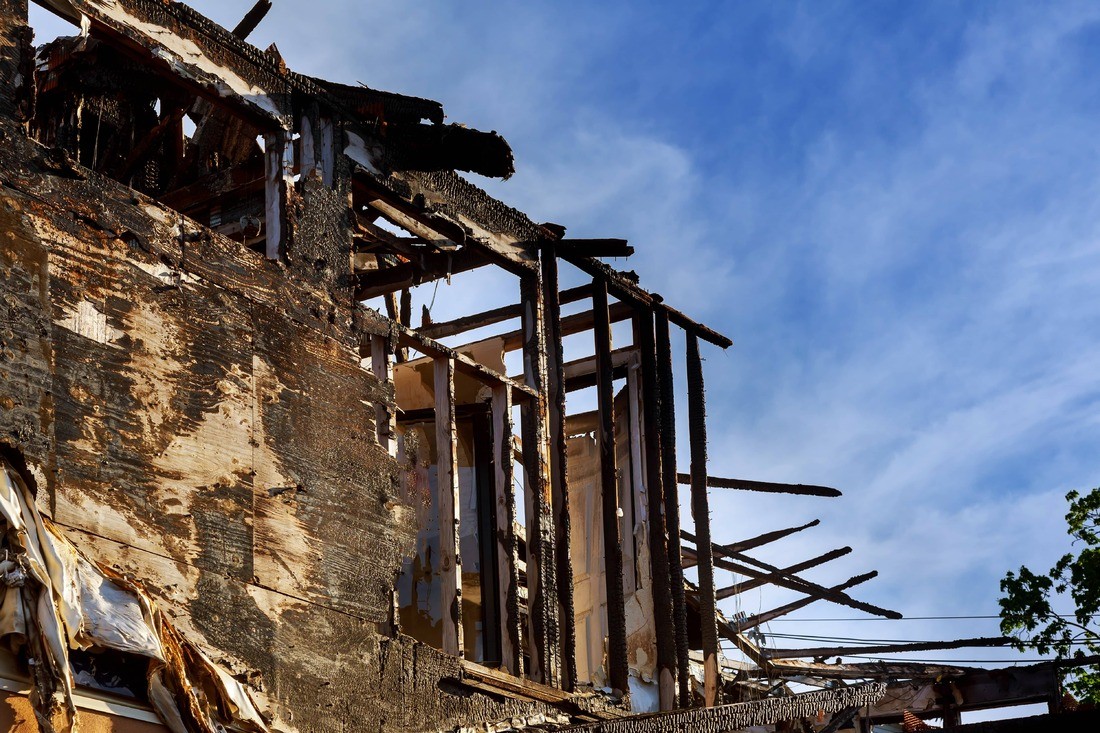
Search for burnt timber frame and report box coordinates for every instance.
[0,4,942,731]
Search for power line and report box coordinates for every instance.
[765,614,1094,622]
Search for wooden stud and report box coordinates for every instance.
[656,310,691,708]
[635,308,677,711]
[434,356,463,656]
[541,248,576,691]
[370,334,396,456]
[592,278,629,695]
[519,271,559,686]
[687,332,720,707]
[491,384,523,676]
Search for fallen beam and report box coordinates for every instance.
[735,571,879,631]
[682,530,901,620]
[683,520,820,567]
[677,473,841,498]
[716,547,852,599]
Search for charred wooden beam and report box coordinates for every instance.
[560,682,886,733]
[491,384,523,676]
[736,571,879,632]
[635,307,677,711]
[540,239,633,259]
[561,253,732,349]
[686,332,721,706]
[541,248,576,691]
[681,529,900,619]
[0,1,30,123]
[593,277,630,695]
[457,300,633,354]
[656,310,691,708]
[699,519,820,563]
[716,547,852,599]
[676,473,842,498]
[353,247,487,300]
[434,356,463,656]
[418,283,593,340]
[387,322,536,401]
[231,0,273,40]
[519,271,560,686]
[761,658,978,681]
[763,636,1013,661]
[369,334,396,456]
[264,129,292,260]
[558,347,636,385]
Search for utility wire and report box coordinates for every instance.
[766,614,1095,622]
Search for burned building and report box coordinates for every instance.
[1,2,1093,733]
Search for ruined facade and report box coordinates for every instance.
[0,3,1088,733]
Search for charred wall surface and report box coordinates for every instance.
[0,15,552,729]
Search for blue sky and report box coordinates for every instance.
[29,0,1100,696]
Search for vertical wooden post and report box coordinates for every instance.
[434,356,463,656]
[491,384,523,676]
[635,309,677,710]
[686,332,720,706]
[541,248,577,691]
[656,311,691,707]
[520,272,560,686]
[593,278,630,695]
[370,334,396,456]
[0,0,31,123]
[263,129,293,260]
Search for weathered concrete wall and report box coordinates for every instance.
[0,103,550,730]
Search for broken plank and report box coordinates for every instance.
[716,547,852,600]
[676,473,841,498]
[418,283,593,340]
[681,529,901,619]
[435,356,463,657]
[736,572,879,631]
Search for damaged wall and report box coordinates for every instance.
[0,9,559,725]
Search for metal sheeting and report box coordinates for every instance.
[0,459,269,733]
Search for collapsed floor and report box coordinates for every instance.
[0,2,1095,732]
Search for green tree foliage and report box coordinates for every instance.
[999,487,1100,702]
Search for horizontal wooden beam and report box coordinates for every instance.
[353,248,487,300]
[378,322,537,401]
[458,300,633,353]
[760,658,979,681]
[559,253,732,349]
[561,682,886,733]
[418,283,593,340]
[764,636,1013,661]
[678,473,841,498]
[543,239,633,259]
